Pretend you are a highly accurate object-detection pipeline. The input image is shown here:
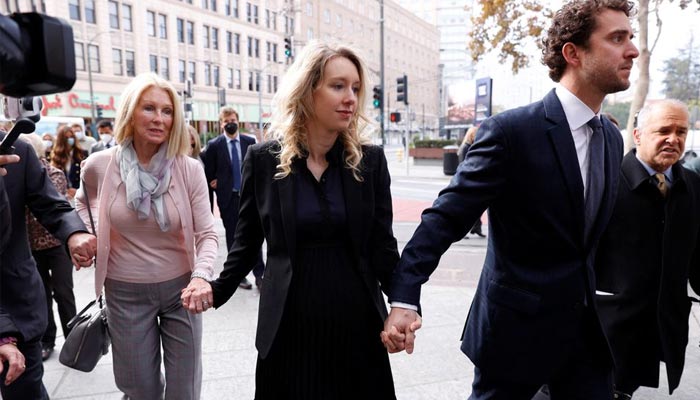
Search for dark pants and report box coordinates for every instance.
[0,339,49,400]
[470,311,613,400]
[221,193,265,279]
[33,245,77,347]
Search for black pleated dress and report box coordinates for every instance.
[255,150,396,400]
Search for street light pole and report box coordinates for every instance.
[87,31,107,137]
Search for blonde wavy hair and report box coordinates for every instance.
[269,40,371,181]
[113,72,189,158]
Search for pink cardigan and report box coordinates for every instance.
[76,147,218,298]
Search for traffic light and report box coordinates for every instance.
[372,85,382,108]
[390,112,401,123]
[396,74,408,105]
[284,37,293,58]
[96,105,103,119]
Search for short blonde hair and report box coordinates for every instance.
[20,133,45,159]
[113,73,188,158]
[269,40,371,181]
[219,106,239,122]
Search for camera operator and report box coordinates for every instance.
[0,130,96,399]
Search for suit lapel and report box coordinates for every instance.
[277,171,297,263]
[543,91,585,233]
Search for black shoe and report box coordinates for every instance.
[239,278,253,290]
[41,345,54,361]
[474,232,486,238]
[255,277,263,289]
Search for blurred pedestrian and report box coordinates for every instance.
[50,125,87,201]
[40,133,53,159]
[595,99,700,399]
[182,40,400,399]
[91,120,115,153]
[382,1,639,399]
[187,125,202,159]
[71,123,96,155]
[20,134,77,362]
[76,72,218,400]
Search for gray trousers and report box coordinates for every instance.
[105,273,202,400]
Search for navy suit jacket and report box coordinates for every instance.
[203,133,256,211]
[0,136,87,342]
[389,89,623,383]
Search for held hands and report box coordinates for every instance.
[67,232,97,270]
[181,278,214,314]
[380,307,422,354]
[0,342,26,386]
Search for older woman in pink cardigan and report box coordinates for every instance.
[76,73,218,400]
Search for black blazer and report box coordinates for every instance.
[0,137,87,342]
[203,133,256,210]
[210,141,399,358]
[596,151,700,393]
[389,89,623,383]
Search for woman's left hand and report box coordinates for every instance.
[181,278,213,314]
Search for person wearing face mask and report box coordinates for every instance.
[90,120,115,153]
[71,123,96,155]
[50,126,87,200]
[41,134,54,159]
[201,106,264,290]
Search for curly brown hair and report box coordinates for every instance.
[50,125,85,172]
[542,0,635,82]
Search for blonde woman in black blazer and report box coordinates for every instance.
[182,40,400,399]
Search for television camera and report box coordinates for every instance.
[0,11,76,155]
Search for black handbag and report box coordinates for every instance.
[58,296,110,372]
[58,179,111,372]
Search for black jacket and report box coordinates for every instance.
[0,136,87,342]
[596,150,700,393]
[210,140,399,358]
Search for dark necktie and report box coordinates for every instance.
[230,139,241,191]
[584,116,605,240]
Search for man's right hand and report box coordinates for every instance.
[0,154,20,176]
[380,307,422,354]
[0,342,26,385]
[209,179,217,189]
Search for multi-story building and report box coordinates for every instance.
[397,0,476,138]
[298,0,441,140]
[2,0,294,136]
[2,0,440,140]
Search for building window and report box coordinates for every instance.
[204,63,211,86]
[108,1,119,29]
[177,18,185,43]
[227,68,233,88]
[255,71,260,92]
[69,0,81,20]
[212,27,219,50]
[213,66,220,87]
[273,75,278,92]
[307,27,313,41]
[226,31,232,53]
[286,16,294,35]
[186,21,194,44]
[188,61,196,84]
[306,2,312,16]
[336,14,341,27]
[265,9,271,28]
[266,41,271,62]
[271,11,277,30]
[88,44,100,73]
[253,5,259,24]
[178,60,186,83]
[267,74,272,94]
[122,4,132,31]
[147,11,156,37]
[125,50,135,76]
[254,38,260,58]
[149,55,158,73]
[160,56,169,79]
[247,36,253,57]
[224,0,231,16]
[112,48,123,75]
[323,9,330,24]
[203,25,210,48]
[235,69,241,89]
[85,0,96,23]
[248,71,253,91]
[272,43,278,62]
[232,0,238,18]
[75,42,85,71]
[158,14,167,39]
[234,33,240,54]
